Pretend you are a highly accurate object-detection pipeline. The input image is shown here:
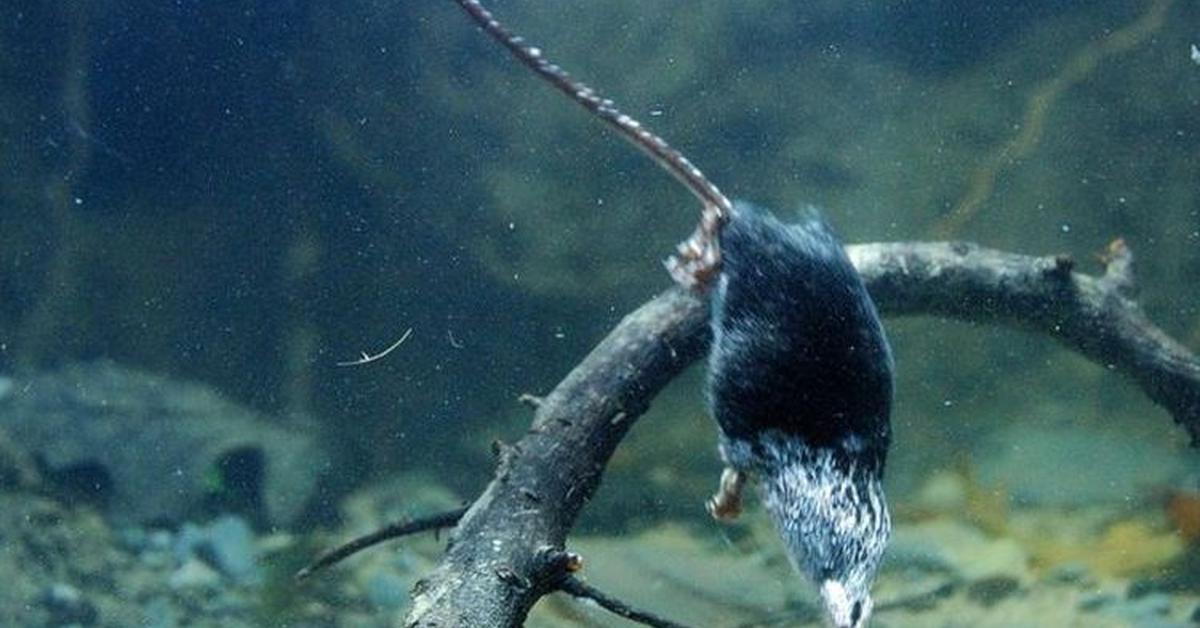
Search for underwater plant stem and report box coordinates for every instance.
[401,239,1200,627]
[16,3,94,371]
[558,575,697,628]
[293,505,467,581]
[936,0,1176,237]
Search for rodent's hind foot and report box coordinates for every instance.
[666,202,725,290]
[666,234,720,289]
[706,467,746,522]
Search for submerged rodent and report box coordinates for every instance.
[454,2,895,626]
[706,203,893,628]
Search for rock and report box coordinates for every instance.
[39,583,98,626]
[174,515,260,585]
[1109,592,1172,622]
[0,494,117,625]
[1078,592,1117,612]
[1042,561,1091,586]
[0,481,337,627]
[132,528,176,569]
[147,528,174,552]
[0,361,332,526]
[910,468,969,516]
[888,519,1030,582]
[965,575,1021,607]
[168,558,222,591]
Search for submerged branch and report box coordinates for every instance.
[399,239,1199,626]
[849,240,1200,444]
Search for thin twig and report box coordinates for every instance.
[336,327,413,366]
[517,393,544,409]
[558,575,697,628]
[294,505,467,581]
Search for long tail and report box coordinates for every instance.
[453,0,731,216]
[452,0,730,287]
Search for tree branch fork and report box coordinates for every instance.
[301,238,1200,627]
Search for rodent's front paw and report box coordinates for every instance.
[707,467,746,522]
[706,494,742,522]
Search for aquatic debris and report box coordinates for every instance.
[1020,502,1186,580]
[336,327,413,367]
[1166,489,1200,543]
[900,464,1010,536]
[1059,519,1183,578]
[961,465,1010,537]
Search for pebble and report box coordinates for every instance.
[965,575,1021,607]
[1077,591,1115,612]
[911,469,968,515]
[1109,593,1172,622]
[147,528,174,552]
[1126,566,1198,600]
[1042,562,1091,586]
[39,583,99,626]
[169,558,222,591]
[174,515,260,585]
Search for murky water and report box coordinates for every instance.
[1,1,1198,626]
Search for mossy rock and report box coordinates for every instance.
[0,361,331,527]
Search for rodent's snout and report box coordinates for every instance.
[820,580,872,628]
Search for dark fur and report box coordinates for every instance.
[707,202,893,467]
